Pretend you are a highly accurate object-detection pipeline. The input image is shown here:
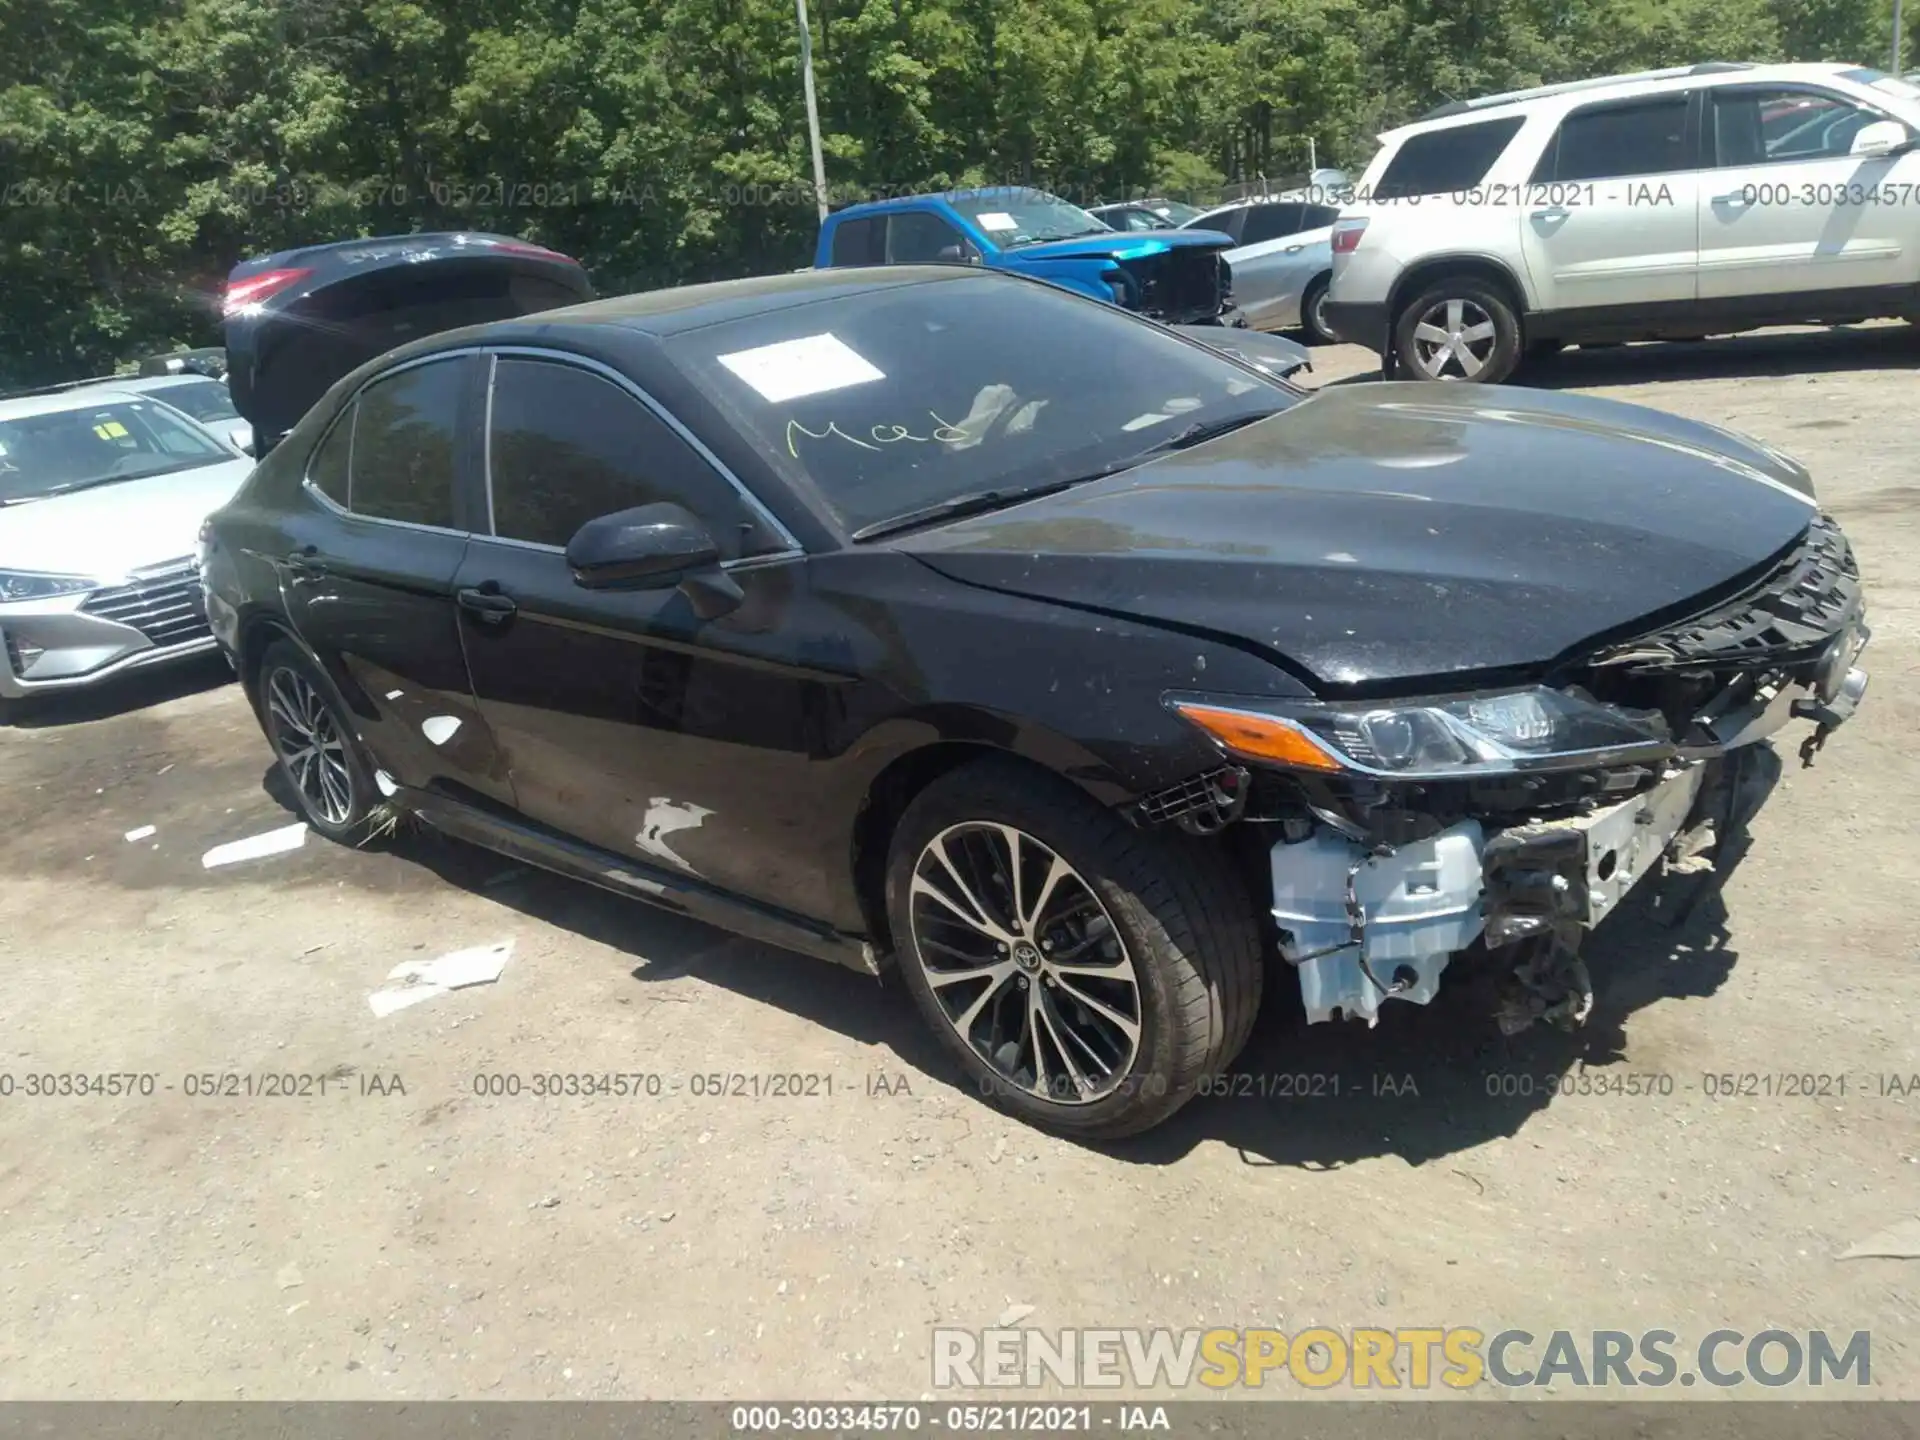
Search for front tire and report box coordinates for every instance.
[1393,277,1521,383]
[884,759,1263,1140]
[257,639,386,845]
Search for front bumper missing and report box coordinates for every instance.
[1269,665,1864,1029]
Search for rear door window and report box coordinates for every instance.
[829,216,887,266]
[1533,96,1694,182]
[1373,116,1526,198]
[346,359,462,529]
[1190,207,1247,241]
[1238,203,1306,244]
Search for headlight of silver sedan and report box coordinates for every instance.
[0,571,99,603]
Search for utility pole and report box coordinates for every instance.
[796,0,830,222]
[1895,0,1905,75]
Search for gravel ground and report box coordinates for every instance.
[0,324,1915,1402]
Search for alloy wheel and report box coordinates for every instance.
[1410,297,1499,378]
[264,666,355,827]
[907,822,1143,1104]
[1309,285,1332,340]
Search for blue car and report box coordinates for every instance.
[816,187,1244,327]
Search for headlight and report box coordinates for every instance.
[0,571,97,603]
[1171,687,1672,779]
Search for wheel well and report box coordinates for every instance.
[234,614,294,716]
[1388,257,1527,333]
[850,742,1056,955]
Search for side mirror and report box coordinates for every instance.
[1851,119,1915,159]
[567,503,720,589]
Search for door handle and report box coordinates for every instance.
[285,546,325,583]
[1285,244,1304,253]
[1711,192,1752,208]
[1530,205,1571,222]
[456,583,517,624]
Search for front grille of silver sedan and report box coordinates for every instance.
[81,558,210,649]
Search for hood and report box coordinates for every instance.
[1004,229,1234,263]
[897,383,1821,690]
[0,458,253,579]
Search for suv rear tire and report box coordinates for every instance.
[1393,277,1521,383]
[884,758,1263,1139]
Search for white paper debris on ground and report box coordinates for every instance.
[716,333,885,404]
[385,689,404,700]
[1838,1217,1920,1260]
[421,715,462,746]
[367,939,513,1018]
[202,823,308,869]
[124,825,157,843]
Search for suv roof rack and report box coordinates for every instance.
[1413,62,1754,123]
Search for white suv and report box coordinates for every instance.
[1324,62,1920,382]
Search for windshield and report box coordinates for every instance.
[1154,200,1205,225]
[0,398,232,504]
[150,378,240,423]
[947,190,1113,247]
[1839,66,1920,103]
[669,275,1299,538]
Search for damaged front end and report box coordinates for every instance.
[1144,515,1869,1034]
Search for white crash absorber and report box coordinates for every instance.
[1269,821,1487,1026]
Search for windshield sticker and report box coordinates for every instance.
[974,212,1019,232]
[717,333,885,404]
[1122,413,1171,432]
[93,420,130,440]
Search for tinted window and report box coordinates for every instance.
[153,379,240,422]
[887,212,969,263]
[1239,203,1305,244]
[308,409,351,504]
[1191,207,1245,240]
[1301,204,1341,229]
[1540,97,1691,182]
[348,360,461,528]
[670,275,1300,538]
[487,359,752,554]
[830,216,886,266]
[1713,88,1875,166]
[1374,116,1525,198]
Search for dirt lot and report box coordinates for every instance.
[1,325,1916,1402]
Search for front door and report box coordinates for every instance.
[452,352,844,916]
[1698,83,1919,300]
[1519,91,1702,313]
[280,352,514,805]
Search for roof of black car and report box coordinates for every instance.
[550,265,973,333]
[387,264,981,364]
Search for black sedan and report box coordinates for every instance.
[201,260,1869,1138]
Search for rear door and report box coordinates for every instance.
[1519,92,1702,312]
[1698,82,1918,299]
[280,352,514,805]
[451,350,836,912]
